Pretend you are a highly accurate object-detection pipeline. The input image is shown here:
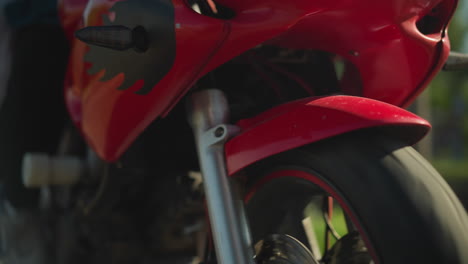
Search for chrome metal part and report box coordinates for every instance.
[255,234,319,264]
[444,51,468,71]
[187,89,255,264]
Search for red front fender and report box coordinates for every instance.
[225,95,430,175]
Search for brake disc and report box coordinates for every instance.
[254,234,319,264]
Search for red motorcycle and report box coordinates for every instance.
[22,0,468,263]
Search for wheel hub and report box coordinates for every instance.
[321,231,372,264]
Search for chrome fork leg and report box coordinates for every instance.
[187,89,255,264]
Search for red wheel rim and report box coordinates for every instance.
[245,169,380,263]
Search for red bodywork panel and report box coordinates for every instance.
[59,0,455,161]
[225,95,431,175]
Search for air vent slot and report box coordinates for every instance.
[416,0,455,36]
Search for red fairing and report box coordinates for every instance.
[225,95,431,175]
[60,0,228,159]
[59,0,456,161]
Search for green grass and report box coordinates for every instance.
[433,158,468,181]
[432,158,468,207]
[304,203,348,255]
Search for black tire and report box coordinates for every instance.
[244,131,468,263]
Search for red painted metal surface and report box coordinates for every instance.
[60,0,228,159]
[59,0,456,161]
[225,95,431,175]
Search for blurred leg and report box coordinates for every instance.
[0,5,11,107]
[0,24,69,208]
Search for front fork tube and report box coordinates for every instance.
[187,89,255,264]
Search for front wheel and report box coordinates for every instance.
[244,131,468,263]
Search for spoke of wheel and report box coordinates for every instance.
[302,216,322,259]
[323,196,341,252]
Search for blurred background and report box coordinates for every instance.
[414,0,468,209]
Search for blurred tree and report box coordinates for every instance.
[429,4,468,160]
